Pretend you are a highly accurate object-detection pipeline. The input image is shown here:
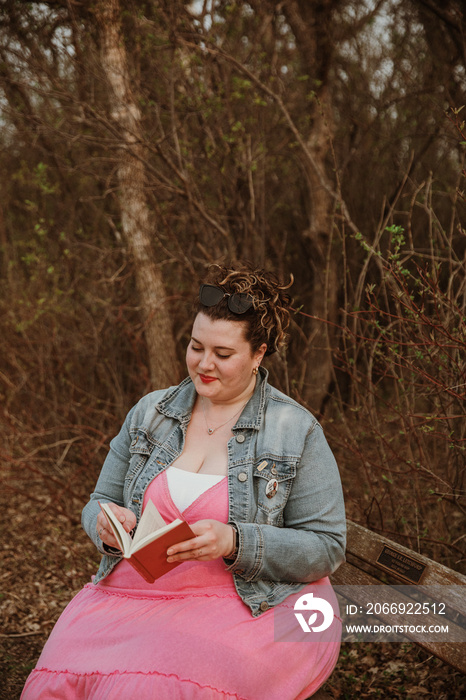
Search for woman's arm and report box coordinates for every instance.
[81,406,137,552]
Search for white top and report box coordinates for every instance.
[166,466,225,513]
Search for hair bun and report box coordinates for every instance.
[199,263,292,355]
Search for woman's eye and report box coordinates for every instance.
[190,343,229,359]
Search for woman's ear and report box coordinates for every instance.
[255,343,268,366]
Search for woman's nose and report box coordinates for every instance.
[199,352,215,370]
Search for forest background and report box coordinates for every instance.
[0,0,465,697]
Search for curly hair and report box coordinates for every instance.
[196,264,292,356]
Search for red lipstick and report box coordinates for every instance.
[199,374,217,383]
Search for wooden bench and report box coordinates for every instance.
[312,520,466,698]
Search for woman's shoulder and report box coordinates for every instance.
[134,385,177,408]
[128,377,194,422]
[255,384,325,459]
[264,383,319,431]
[132,379,184,408]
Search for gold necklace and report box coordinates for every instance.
[201,396,248,435]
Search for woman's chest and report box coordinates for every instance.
[170,414,230,475]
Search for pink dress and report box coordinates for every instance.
[22,471,341,700]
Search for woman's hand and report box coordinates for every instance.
[166,520,236,562]
[96,503,137,550]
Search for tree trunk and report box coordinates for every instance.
[303,89,339,413]
[282,0,341,412]
[94,0,180,388]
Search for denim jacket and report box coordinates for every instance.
[81,368,346,617]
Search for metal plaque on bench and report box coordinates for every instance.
[376,545,427,584]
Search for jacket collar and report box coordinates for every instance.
[156,367,269,431]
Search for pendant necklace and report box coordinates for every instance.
[201,396,249,435]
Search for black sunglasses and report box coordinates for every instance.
[199,284,254,315]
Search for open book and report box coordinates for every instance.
[100,500,195,583]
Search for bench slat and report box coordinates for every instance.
[345,520,466,588]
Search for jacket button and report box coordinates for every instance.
[238,472,248,482]
[236,434,245,443]
[260,601,269,612]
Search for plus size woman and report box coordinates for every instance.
[22,264,346,700]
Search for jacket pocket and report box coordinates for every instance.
[253,458,297,525]
[124,431,155,494]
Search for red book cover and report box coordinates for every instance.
[128,520,196,583]
[100,501,195,583]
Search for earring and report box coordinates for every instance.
[253,366,259,375]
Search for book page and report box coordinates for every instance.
[132,499,168,548]
[100,502,132,556]
[132,518,187,554]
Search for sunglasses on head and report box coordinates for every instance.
[199,284,254,315]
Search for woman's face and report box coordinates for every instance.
[186,312,266,404]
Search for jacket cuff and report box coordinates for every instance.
[102,542,122,557]
[224,522,263,580]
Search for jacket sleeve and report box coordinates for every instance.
[81,405,136,554]
[228,423,346,583]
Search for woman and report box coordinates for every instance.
[22,265,346,700]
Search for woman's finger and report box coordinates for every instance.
[105,503,137,533]
[99,526,122,550]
